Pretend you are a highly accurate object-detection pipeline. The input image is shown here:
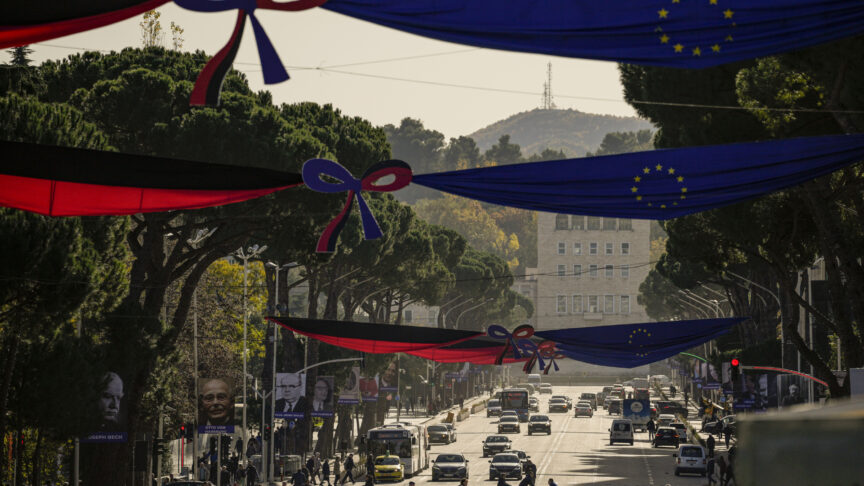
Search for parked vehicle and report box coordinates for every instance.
[609,419,634,445]
[702,414,736,436]
[656,400,689,418]
[673,445,707,477]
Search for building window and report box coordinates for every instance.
[404,310,413,323]
[621,265,630,279]
[589,264,598,278]
[555,214,569,230]
[572,295,583,313]
[588,295,599,313]
[603,218,617,231]
[605,242,614,255]
[557,264,566,278]
[621,242,630,255]
[557,241,566,255]
[587,216,602,230]
[621,295,631,314]
[572,216,585,230]
[605,264,614,278]
[589,242,598,255]
[573,264,582,279]
[604,295,615,314]
[556,295,567,313]
[573,242,582,255]
[619,218,633,231]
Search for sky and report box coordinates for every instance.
[25,3,640,139]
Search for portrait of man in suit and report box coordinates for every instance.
[97,372,125,431]
[311,376,334,413]
[198,377,235,426]
[275,372,307,415]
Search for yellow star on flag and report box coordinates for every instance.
[660,34,670,44]
[723,9,734,18]
[661,204,667,209]
[634,176,642,182]
[725,35,734,42]
[647,203,653,207]
[712,44,721,52]
[681,195,687,200]
[631,186,638,193]
[709,0,717,4]
[636,195,643,201]
[658,8,669,18]
[682,187,688,193]
[643,167,651,174]
[668,168,675,174]
[677,176,684,182]
[655,164,663,171]
[672,0,680,3]
[692,47,702,56]
[674,43,684,53]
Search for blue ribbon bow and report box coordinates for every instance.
[487,324,535,365]
[303,158,413,253]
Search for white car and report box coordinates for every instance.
[673,445,707,476]
[657,414,676,428]
[670,422,688,441]
[487,399,502,417]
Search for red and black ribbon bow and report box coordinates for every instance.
[487,324,535,365]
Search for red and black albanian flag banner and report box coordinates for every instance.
[407,336,530,365]
[0,140,302,216]
[267,317,483,354]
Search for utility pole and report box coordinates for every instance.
[187,228,214,479]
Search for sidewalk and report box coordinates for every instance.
[657,385,735,454]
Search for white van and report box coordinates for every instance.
[673,445,707,476]
[609,419,634,445]
[526,373,541,385]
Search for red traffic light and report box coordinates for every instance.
[731,358,740,366]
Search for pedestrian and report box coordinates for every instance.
[706,456,716,485]
[343,453,356,484]
[524,459,537,486]
[716,455,727,486]
[308,457,318,485]
[363,473,375,486]
[518,474,532,486]
[314,452,323,484]
[335,454,342,484]
[322,458,331,485]
[458,480,467,486]
[292,467,308,486]
[723,423,732,448]
[646,418,656,443]
[365,454,375,478]
[496,473,512,486]
[684,389,689,405]
[547,479,557,486]
[706,434,715,457]
[670,385,676,398]
[246,463,259,486]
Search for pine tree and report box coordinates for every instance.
[8,45,33,66]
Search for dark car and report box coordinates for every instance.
[527,414,551,435]
[488,453,522,481]
[482,435,512,457]
[498,416,521,434]
[656,400,689,418]
[608,399,622,415]
[510,450,530,472]
[702,415,736,436]
[548,398,568,413]
[432,453,469,481]
[653,427,680,448]
[428,424,454,444]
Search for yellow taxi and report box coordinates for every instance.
[373,454,404,482]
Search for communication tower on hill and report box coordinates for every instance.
[541,62,556,110]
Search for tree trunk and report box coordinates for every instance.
[31,428,42,486]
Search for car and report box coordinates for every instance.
[498,415,521,433]
[551,395,572,410]
[656,400,689,418]
[374,454,405,482]
[609,419,634,445]
[482,435,512,457]
[509,450,531,472]
[527,414,551,435]
[599,386,614,405]
[653,427,680,448]
[500,410,518,420]
[579,393,598,410]
[431,453,469,481]
[443,423,457,442]
[529,397,540,412]
[670,422,688,442]
[603,396,614,410]
[538,383,553,394]
[574,402,593,417]
[487,399,503,417]
[608,399,622,415]
[650,401,659,418]
[657,414,676,428]
[488,453,522,481]
[673,445,707,476]
[548,398,568,413]
[428,424,455,444]
[702,415,736,436]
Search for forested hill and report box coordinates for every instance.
[469,108,653,157]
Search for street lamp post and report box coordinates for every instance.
[235,244,268,468]
[266,261,299,482]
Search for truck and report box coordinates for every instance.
[622,399,651,432]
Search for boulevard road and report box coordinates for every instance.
[409,385,705,486]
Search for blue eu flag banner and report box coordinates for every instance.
[323,0,864,69]
[412,134,864,220]
[535,318,743,368]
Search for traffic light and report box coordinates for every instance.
[180,424,186,440]
[180,423,193,440]
[152,438,168,457]
[730,358,741,381]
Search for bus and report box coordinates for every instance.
[366,423,429,477]
[497,388,530,422]
[526,373,542,385]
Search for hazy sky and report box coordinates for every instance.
[27,3,640,139]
